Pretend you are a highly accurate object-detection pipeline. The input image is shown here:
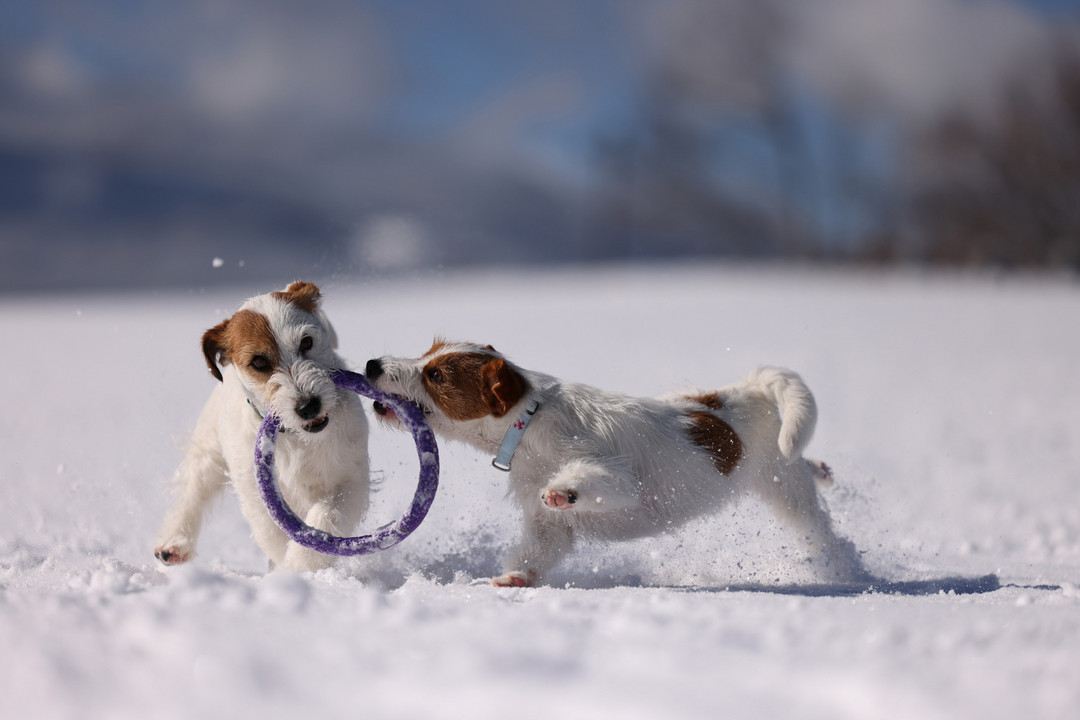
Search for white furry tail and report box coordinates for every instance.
[751,366,818,462]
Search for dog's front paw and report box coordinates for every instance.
[154,544,191,565]
[491,570,535,587]
[542,487,578,510]
[281,543,335,573]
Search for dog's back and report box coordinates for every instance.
[675,366,817,469]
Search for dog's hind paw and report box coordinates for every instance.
[541,488,578,509]
[491,570,534,587]
[154,545,191,565]
[809,459,834,488]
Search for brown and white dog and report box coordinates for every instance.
[366,340,868,587]
[154,282,370,572]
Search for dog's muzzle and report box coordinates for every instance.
[296,396,330,433]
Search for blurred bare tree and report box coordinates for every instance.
[903,43,1080,268]
[591,0,797,260]
[596,0,1080,270]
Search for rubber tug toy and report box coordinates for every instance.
[254,369,439,555]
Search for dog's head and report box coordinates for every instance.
[201,281,347,435]
[365,339,530,433]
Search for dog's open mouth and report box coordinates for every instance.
[303,415,330,433]
[373,399,429,422]
[372,401,396,421]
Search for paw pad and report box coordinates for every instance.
[154,547,190,565]
[542,488,578,509]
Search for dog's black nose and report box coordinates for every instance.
[365,358,384,380]
[295,396,322,420]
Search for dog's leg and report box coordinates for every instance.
[280,491,363,572]
[539,458,641,513]
[154,437,228,565]
[808,458,834,488]
[230,467,292,569]
[756,459,870,583]
[493,512,574,587]
[280,505,339,572]
[279,452,370,571]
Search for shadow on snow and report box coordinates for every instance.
[667,574,1055,597]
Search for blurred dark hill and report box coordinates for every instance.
[1,0,1078,293]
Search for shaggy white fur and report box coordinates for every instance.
[154,282,370,571]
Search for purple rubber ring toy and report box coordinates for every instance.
[253,369,439,556]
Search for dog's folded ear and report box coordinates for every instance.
[202,319,230,382]
[481,358,529,417]
[273,281,321,314]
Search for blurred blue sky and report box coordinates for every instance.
[1,0,1077,291]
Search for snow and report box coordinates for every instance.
[2,264,1079,720]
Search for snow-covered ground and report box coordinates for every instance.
[2,264,1079,720]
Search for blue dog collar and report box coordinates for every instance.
[492,399,540,471]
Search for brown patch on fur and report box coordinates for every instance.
[423,337,450,359]
[686,392,724,410]
[686,410,743,475]
[421,352,530,420]
[272,281,321,314]
[202,309,281,383]
[422,338,497,360]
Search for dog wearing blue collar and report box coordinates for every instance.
[366,339,867,588]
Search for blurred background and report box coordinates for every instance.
[1,0,1078,293]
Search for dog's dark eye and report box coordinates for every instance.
[426,367,444,383]
[299,336,313,354]
[251,356,271,372]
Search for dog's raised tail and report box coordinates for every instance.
[752,366,817,462]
